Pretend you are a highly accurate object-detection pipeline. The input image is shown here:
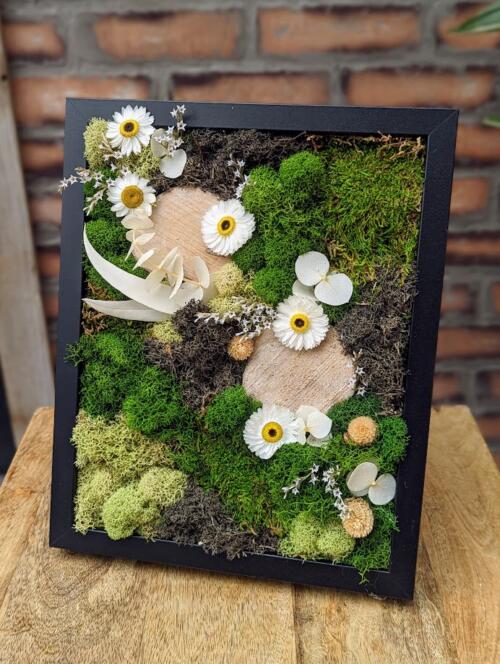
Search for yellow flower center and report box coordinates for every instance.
[262,421,284,444]
[119,119,139,138]
[121,185,144,209]
[290,313,310,333]
[217,215,236,236]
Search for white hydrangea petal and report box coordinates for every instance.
[314,273,353,306]
[295,417,307,444]
[346,462,379,493]
[306,435,330,448]
[307,410,332,439]
[295,251,330,286]
[369,474,396,505]
[134,248,155,269]
[135,232,155,245]
[160,149,187,178]
[121,213,154,230]
[296,405,316,421]
[292,280,316,300]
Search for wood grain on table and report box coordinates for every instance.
[0,406,498,663]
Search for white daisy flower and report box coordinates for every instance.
[201,199,255,256]
[296,405,332,446]
[106,105,155,156]
[107,172,156,219]
[272,295,329,351]
[295,251,353,307]
[346,462,396,506]
[243,404,300,459]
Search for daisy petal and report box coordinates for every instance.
[314,273,353,306]
[346,462,378,494]
[295,251,330,286]
[160,149,187,178]
[368,474,396,505]
[307,410,332,439]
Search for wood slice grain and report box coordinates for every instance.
[243,328,355,412]
[132,187,229,277]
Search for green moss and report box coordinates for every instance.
[204,385,260,438]
[327,395,381,435]
[123,366,195,441]
[315,522,355,562]
[83,118,108,171]
[68,327,145,418]
[137,467,187,508]
[83,178,115,223]
[71,411,173,484]
[278,151,327,208]
[345,505,397,582]
[149,320,182,345]
[74,467,118,534]
[241,166,285,221]
[252,266,295,307]
[232,234,266,274]
[102,485,145,540]
[263,235,315,270]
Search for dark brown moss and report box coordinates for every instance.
[156,481,279,559]
[336,268,418,415]
[151,128,311,199]
[144,301,245,410]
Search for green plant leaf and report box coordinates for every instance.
[453,3,500,32]
[483,116,500,128]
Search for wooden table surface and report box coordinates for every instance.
[0,406,498,663]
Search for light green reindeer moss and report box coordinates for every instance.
[102,485,145,540]
[149,320,183,345]
[84,118,108,170]
[280,512,354,562]
[74,467,117,534]
[316,523,355,562]
[137,467,187,507]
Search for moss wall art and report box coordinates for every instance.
[60,103,425,582]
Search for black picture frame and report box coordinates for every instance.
[50,99,457,600]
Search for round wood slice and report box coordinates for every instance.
[132,187,229,277]
[243,328,355,412]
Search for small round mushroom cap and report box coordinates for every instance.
[228,336,254,361]
[342,498,374,538]
[344,415,378,446]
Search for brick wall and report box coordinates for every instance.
[2,0,500,454]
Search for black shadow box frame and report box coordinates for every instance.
[50,99,457,600]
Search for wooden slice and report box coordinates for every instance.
[243,328,355,412]
[132,187,230,277]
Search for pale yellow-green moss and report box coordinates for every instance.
[149,320,182,345]
[83,118,108,171]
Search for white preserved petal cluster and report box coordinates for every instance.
[201,199,255,256]
[296,405,332,446]
[107,172,156,219]
[272,295,328,351]
[346,462,396,506]
[243,404,300,459]
[106,105,155,156]
[282,463,347,519]
[294,251,353,307]
[150,105,187,178]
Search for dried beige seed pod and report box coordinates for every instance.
[227,335,254,361]
[343,415,378,446]
[342,498,374,538]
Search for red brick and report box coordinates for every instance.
[432,373,462,401]
[450,177,490,215]
[482,371,500,397]
[173,73,329,105]
[29,196,62,225]
[346,69,494,109]
[259,8,419,55]
[11,77,150,127]
[446,234,500,265]
[43,293,59,319]
[21,141,63,173]
[36,249,60,279]
[476,416,500,441]
[2,21,64,59]
[437,327,500,359]
[456,124,500,163]
[441,285,473,314]
[94,12,240,61]
[491,283,500,313]
[438,4,500,50]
